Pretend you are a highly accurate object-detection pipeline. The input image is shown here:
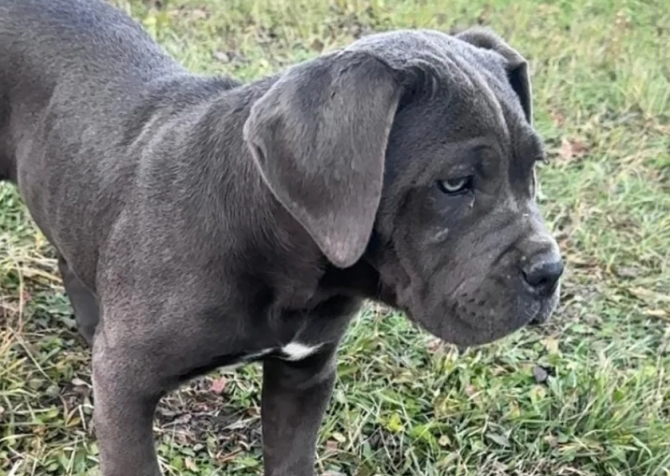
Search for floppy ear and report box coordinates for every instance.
[456,27,533,124]
[243,51,402,268]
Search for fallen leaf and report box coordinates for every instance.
[185,457,198,471]
[214,51,230,63]
[426,337,444,353]
[645,309,668,320]
[209,377,228,394]
[544,434,558,448]
[310,38,325,52]
[325,440,339,453]
[71,377,89,387]
[530,385,547,400]
[557,137,588,163]
[542,337,560,355]
[331,432,346,443]
[616,266,642,278]
[550,111,566,126]
[629,287,670,303]
[192,8,208,20]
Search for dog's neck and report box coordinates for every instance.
[134,72,391,312]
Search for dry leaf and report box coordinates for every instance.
[544,434,559,448]
[542,337,560,355]
[209,377,228,394]
[645,309,668,319]
[185,457,198,471]
[214,51,230,63]
[629,287,670,303]
[192,8,208,20]
[325,440,339,454]
[557,137,587,163]
[616,266,642,278]
[71,377,89,387]
[331,432,346,443]
[426,337,444,353]
[550,111,566,126]
[310,38,325,52]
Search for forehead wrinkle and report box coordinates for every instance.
[458,57,541,179]
[442,50,527,208]
[508,117,545,172]
[503,120,543,202]
[468,62,542,170]
[443,48,511,150]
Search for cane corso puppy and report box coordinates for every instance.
[0,0,564,474]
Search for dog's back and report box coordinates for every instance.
[0,0,250,289]
[0,0,178,87]
[0,0,181,182]
[0,0,198,284]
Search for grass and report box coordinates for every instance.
[1,0,669,475]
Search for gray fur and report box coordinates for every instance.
[0,1,564,475]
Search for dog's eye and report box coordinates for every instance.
[437,176,473,195]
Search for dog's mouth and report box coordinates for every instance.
[528,284,561,326]
[405,281,562,348]
[377,254,562,348]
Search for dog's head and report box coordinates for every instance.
[244,28,563,347]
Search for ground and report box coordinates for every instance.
[1,0,669,475]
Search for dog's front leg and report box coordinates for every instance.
[261,348,337,476]
[92,334,164,476]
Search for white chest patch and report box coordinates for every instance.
[280,342,322,361]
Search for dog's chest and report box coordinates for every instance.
[221,296,361,371]
[222,341,323,370]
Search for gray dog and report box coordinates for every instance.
[0,0,564,474]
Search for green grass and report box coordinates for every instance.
[1,0,669,475]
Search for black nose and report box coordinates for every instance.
[522,252,564,296]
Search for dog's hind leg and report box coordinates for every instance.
[58,256,100,346]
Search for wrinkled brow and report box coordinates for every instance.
[513,126,546,169]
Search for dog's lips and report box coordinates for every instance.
[430,291,559,348]
[526,302,550,326]
[516,290,561,329]
[529,289,561,326]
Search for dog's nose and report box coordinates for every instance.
[522,251,564,296]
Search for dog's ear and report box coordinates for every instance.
[456,27,533,123]
[244,51,402,268]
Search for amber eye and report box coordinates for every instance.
[437,176,473,195]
